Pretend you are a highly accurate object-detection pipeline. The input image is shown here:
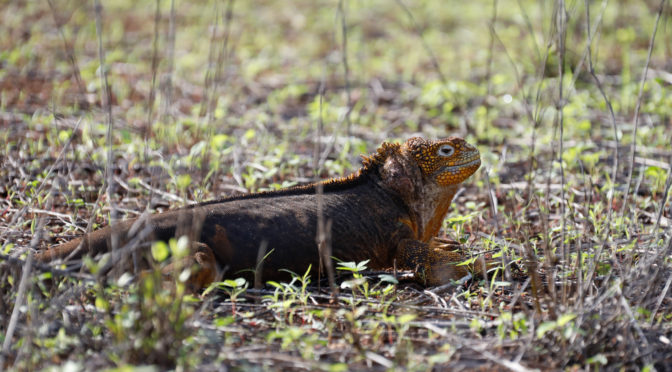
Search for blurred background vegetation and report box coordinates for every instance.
[1,0,669,198]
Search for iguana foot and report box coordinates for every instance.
[161,242,220,292]
[429,237,461,250]
[396,239,470,286]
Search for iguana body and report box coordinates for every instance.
[36,137,482,288]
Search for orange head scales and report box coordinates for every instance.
[404,137,481,186]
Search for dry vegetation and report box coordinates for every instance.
[1,0,672,370]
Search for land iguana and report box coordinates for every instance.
[35,137,484,289]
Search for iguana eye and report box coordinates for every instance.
[437,144,454,157]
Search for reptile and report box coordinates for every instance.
[35,137,484,289]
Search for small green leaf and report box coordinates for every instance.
[536,321,557,338]
[642,364,655,372]
[84,256,101,274]
[586,354,608,365]
[266,281,284,290]
[95,296,109,311]
[356,260,370,271]
[211,134,230,150]
[244,128,256,140]
[377,274,398,284]
[117,272,133,287]
[397,314,416,324]
[340,277,366,289]
[176,174,192,191]
[221,278,247,288]
[127,177,142,187]
[58,130,71,142]
[557,313,576,327]
[214,316,235,327]
[336,261,358,271]
[577,119,591,133]
[151,241,169,262]
[171,235,190,260]
[457,256,477,266]
[179,268,192,282]
[328,363,349,372]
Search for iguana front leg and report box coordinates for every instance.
[160,242,221,292]
[396,238,485,286]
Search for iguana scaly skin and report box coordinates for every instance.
[36,137,482,288]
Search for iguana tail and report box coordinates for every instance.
[35,219,136,263]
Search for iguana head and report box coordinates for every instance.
[405,137,481,186]
[367,136,480,242]
[362,136,481,191]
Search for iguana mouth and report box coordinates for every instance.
[433,158,481,175]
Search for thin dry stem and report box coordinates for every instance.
[315,77,337,296]
[620,0,667,217]
[145,0,161,144]
[208,0,235,126]
[337,0,352,135]
[553,0,568,305]
[94,0,120,270]
[47,0,88,110]
[161,0,177,124]
[584,0,619,239]
[199,0,220,118]
[394,0,446,83]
